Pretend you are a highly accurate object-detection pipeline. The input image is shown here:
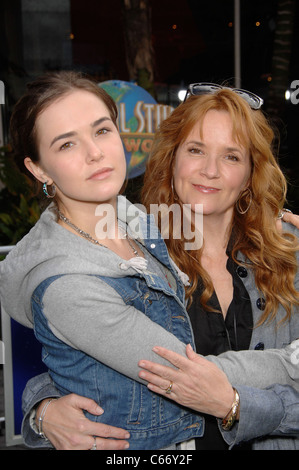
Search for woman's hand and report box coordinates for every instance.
[277,210,299,230]
[36,394,130,450]
[139,344,235,419]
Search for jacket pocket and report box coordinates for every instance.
[127,380,144,426]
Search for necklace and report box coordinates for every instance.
[57,210,139,257]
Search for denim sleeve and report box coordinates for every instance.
[220,384,299,448]
[21,372,61,448]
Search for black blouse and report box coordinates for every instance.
[187,254,253,450]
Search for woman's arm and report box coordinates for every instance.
[207,340,299,390]
[138,344,299,443]
[42,274,188,383]
[35,395,130,450]
[138,341,299,412]
[221,384,299,447]
[23,340,299,449]
[22,373,130,450]
[31,274,299,449]
[43,275,299,389]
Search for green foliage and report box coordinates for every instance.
[0,146,41,246]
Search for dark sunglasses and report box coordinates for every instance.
[184,82,264,110]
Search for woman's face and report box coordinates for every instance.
[173,109,252,221]
[27,89,126,211]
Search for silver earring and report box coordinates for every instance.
[43,182,56,199]
[171,177,174,192]
[236,188,252,214]
[171,177,178,200]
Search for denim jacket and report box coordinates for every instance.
[28,206,204,450]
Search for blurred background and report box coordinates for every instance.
[0,0,298,245]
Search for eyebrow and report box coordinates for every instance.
[225,146,243,154]
[186,140,243,153]
[187,140,205,147]
[49,116,112,148]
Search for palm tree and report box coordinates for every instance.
[267,0,296,116]
[121,0,155,97]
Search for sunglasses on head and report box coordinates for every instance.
[184,82,264,110]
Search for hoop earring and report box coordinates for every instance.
[43,182,56,199]
[171,177,178,201]
[236,188,252,214]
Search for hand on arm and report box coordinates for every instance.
[43,275,187,383]
[277,210,299,230]
[35,394,130,450]
[138,344,235,419]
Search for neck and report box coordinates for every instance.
[57,198,143,259]
[57,199,119,241]
[201,213,233,256]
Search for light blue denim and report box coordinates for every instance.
[30,224,204,450]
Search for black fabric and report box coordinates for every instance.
[188,254,253,450]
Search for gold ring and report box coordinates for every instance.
[165,381,173,394]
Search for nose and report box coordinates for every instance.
[85,140,104,163]
[199,155,220,179]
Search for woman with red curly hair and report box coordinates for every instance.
[142,85,298,326]
[139,84,299,449]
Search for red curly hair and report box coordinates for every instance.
[142,89,299,325]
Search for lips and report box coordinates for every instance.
[88,167,113,180]
[193,184,220,193]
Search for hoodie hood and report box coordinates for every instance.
[0,196,154,328]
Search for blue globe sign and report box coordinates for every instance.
[99,80,174,179]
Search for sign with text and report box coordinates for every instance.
[100,80,173,179]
